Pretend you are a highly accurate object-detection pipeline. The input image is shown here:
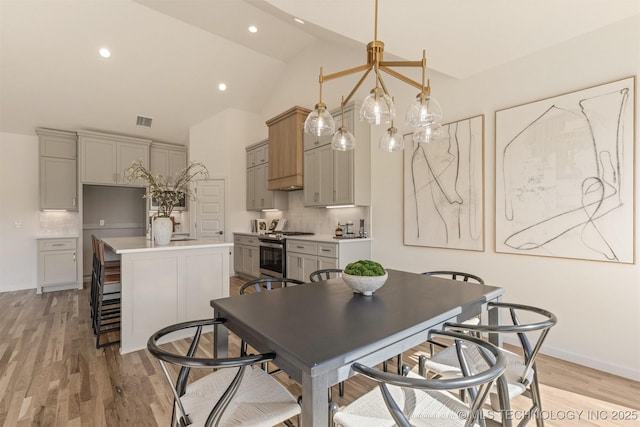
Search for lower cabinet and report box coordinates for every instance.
[233,234,260,278]
[286,239,370,282]
[287,251,321,283]
[37,238,79,294]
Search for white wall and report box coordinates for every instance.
[191,15,640,379]
[371,15,639,380]
[188,108,266,237]
[0,132,40,291]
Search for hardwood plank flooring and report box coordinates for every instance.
[0,276,637,426]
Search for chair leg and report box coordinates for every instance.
[418,355,426,376]
[339,381,345,397]
[530,371,545,427]
[396,353,402,375]
[329,401,339,427]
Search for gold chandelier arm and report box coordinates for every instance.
[342,67,374,105]
[323,63,371,82]
[376,70,391,97]
[379,60,423,67]
[378,65,425,92]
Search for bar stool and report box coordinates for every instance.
[93,238,121,348]
[90,235,120,323]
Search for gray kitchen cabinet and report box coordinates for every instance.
[78,130,150,186]
[37,238,79,294]
[246,140,287,211]
[234,234,260,278]
[286,238,371,281]
[37,128,78,211]
[150,142,187,184]
[303,103,370,207]
[303,144,334,206]
[286,240,319,282]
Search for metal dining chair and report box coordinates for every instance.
[423,270,486,354]
[147,318,300,427]
[419,302,558,427]
[423,270,485,285]
[333,330,507,427]
[239,277,305,296]
[309,268,343,282]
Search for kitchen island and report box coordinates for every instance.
[101,236,232,354]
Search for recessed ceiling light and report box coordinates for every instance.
[293,17,305,25]
[218,83,227,91]
[248,25,258,33]
[99,48,111,58]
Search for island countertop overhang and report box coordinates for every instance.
[101,236,233,254]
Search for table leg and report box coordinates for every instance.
[301,371,329,427]
[488,297,503,347]
[213,311,228,358]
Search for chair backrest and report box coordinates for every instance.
[309,268,343,282]
[423,270,485,284]
[351,330,506,427]
[239,277,305,294]
[147,318,277,426]
[444,302,557,389]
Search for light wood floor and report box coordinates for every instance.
[1,276,638,426]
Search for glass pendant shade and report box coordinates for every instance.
[413,124,442,144]
[304,104,335,136]
[379,126,404,152]
[360,88,394,125]
[406,94,442,128]
[332,126,356,151]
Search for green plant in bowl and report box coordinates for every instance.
[343,260,388,296]
[344,260,386,276]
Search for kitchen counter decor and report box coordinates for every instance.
[125,159,209,244]
[342,260,387,296]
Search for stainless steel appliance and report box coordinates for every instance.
[258,232,314,278]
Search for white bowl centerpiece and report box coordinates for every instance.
[342,260,388,296]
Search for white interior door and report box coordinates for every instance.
[194,180,226,241]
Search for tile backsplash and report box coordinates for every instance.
[263,191,371,236]
[38,211,80,237]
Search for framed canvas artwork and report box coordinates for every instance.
[495,76,635,263]
[404,114,484,251]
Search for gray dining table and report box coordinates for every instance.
[210,269,504,427]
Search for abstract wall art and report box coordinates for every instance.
[404,115,484,251]
[495,77,635,263]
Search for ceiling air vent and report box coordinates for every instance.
[136,115,153,127]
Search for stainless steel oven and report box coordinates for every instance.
[259,238,285,278]
[258,232,314,278]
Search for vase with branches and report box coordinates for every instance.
[124,159,209,217]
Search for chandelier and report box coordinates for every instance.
[303,0,443,152]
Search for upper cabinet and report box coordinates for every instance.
[266,106,310,191]
[246,140,288,211]
[78,130,150,186]
[37,128,78,210]
[150,142,187,185]
[303,103,371,207]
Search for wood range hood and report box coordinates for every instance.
[266,106,311,191]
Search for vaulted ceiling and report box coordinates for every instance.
[1,0,638,143]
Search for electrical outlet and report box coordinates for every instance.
[99,219,105,226]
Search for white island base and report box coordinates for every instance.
[101,237,232,354]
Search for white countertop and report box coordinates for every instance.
[102,236,232,254]
[233,232,371,243]
[36,235,79,239]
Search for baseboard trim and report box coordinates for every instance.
[502,336,640,381]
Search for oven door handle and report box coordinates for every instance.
[259,241,284,249]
